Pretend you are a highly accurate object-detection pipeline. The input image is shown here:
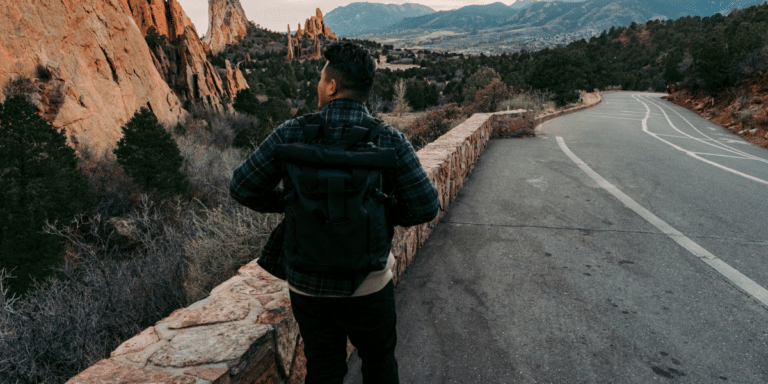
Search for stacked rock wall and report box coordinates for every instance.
[66,111,534,383]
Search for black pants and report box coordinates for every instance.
[289,280,399,384]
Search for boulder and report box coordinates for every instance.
[203,0,249,55]
[0,0,187,154]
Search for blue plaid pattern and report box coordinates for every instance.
[230,99,440,296]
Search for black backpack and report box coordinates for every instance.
[272,113,398,274]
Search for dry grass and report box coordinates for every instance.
[184,204,280,302]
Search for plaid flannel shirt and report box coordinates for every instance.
[230,99,440,296]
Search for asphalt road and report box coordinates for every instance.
[345,92,768,383]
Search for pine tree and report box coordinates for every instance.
[114,108,189,197]
[232,88,260,116]
[0,95,87,294]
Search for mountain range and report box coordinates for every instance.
[323,3,436,37]
[324,0,767,53]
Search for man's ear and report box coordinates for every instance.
[328,78,339,96]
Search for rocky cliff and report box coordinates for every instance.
[203,0,249,55]
[120,0,247,112]
[0,0,187,153]
[118,0,189,39]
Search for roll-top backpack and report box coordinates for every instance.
[271,113,398,274]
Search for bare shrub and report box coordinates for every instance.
[177,135,247,206]
[737,109,754,125]
[393,78,411,116]
[43,81,65,116]
[0,197,189,384]
[3,75,40,104]
[400,103,467,149]
[184,203,281,303]
[78,144,138,219]
[499,90,555,115]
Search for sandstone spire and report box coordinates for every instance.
[286,8,337,62]
[286,25,294,62]
[300,8,337,41]
[203,0,249,55]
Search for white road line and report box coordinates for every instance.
[634,96,768,185]
[557,136,768,308]
[639,95,768,163]
[695,153,768,160]
[644,95,766,162]
[578,114,645,121]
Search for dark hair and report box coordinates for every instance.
[323,42,376,99]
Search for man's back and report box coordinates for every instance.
[230,42,438,384]
[230,99,439,296]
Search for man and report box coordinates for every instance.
[230,42,439,383]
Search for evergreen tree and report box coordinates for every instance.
[0,95,87,294]
[232,88,260,116]
[114,108,189,197]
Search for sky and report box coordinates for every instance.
[176,0,523,36]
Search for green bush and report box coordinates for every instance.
[114,108,190,198]
[232,88,261,116]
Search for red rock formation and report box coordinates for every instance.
[118,0,190,39]
[286,8,336,62]
[0,0,186,154]
[203,0,249,55]
[302,8,337,40]
[286,25,301,62]
[307,35,322,60]
[176,25,247,108]
[121,0,247,110]
[223,60,247,99]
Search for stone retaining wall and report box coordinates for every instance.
[66,111,526,384]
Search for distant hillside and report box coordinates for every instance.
[362,0,767,55]
[324,2,435,37]
[501,0,692,30]
[509,0,583,9]
[384,2,519,31]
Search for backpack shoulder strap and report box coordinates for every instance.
[297,112,325,142]
[365,119,389,143]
